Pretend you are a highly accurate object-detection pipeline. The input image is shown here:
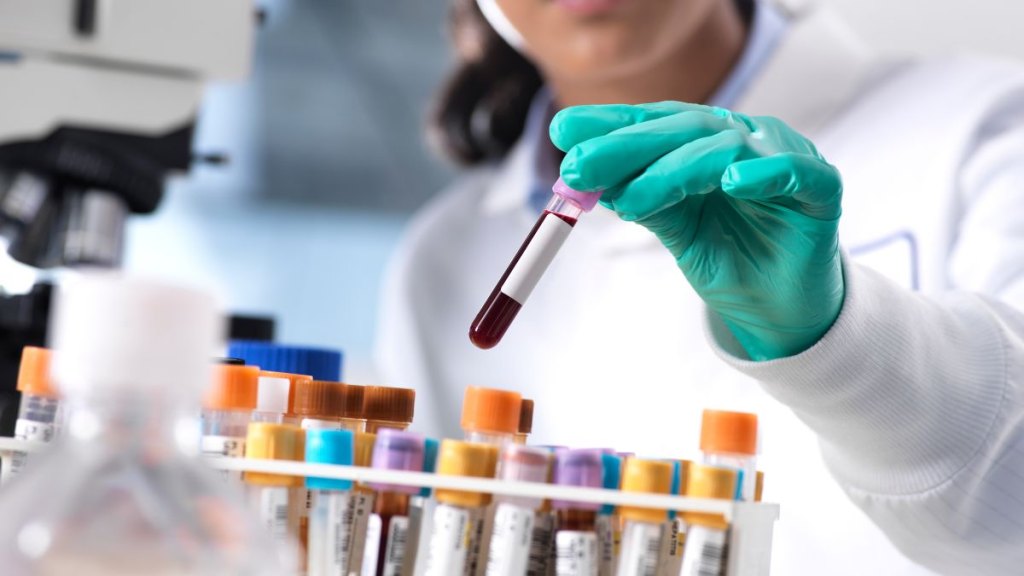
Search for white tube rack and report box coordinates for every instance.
[0,437,780,575]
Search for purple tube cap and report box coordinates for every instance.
[498,444,551,483]
[552,178,603,212]
[369,428,426,494]
[552,449,606,510]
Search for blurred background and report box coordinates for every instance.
[8,0,1017,381]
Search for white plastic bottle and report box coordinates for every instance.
[0,273,291,575]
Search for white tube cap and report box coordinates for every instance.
[50,273,221,397]
[256,376,290,414]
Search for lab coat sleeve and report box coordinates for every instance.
[707,120,1024,573]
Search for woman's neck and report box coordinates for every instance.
[551,1,749,107]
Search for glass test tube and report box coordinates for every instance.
[699,410,758,501]
[1,347,59,485]
[201,363,260,481]
[461,386,523,446]
[551,449,606,576]
[469,178,602,349]
[367,429,427,576]
[305,428,357,576]
[245,422,306,571]
[616,458,674,576]
[422,440,499,576]
[484,444,551,576]
[364,386,417,434]
[515,399,534,445]
[252,374,291,423]
[678,464,739,576]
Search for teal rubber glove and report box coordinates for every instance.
[550,102,844,361]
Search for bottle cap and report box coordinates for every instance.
[619,458,674,523]
[50,273,220,397]
[435,439,499,508]
[17,347,57,398]
[370,429,426,494]
[363,386,416,424]
[552,177,603,212]
[683,463,738,501]
[355,431,376,467]
[245,423,305,487]
[518,399,534,435]
[256,375,290,414]
[227,314,275,342]
[600,453,623,514]
[306,428,355,490]
[552,449,605,511]
[203,364,260,410]
[461,386,522,435]
[293,380,365,419]
[227,341,342,382]
[260,370,312,416]
[700,409,758,456]
[420,437,440,497]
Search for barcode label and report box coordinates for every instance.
[3,419,57,483]
[594,515,616,576]
[555,531,599,576]
[466,505,489,576]
[616,522,662,576]
[529,511,554,576]
[423,504,473,576]
[259,487,292,543]
[360,513,383,576]
[333,492,358,571]
[680,526,727,576]
[307,491,356,574]
[656,519,686,575]
[348,491,377,576]
[485,503,535,576]
[383,515,410,576]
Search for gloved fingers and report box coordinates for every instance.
[606,130,756,221]
[559,110,740,192]
[550,101,717,152]
[721,153,843,219]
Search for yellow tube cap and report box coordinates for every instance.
[684,463,738,501]
[244,423,305,487]
[619,457,674,523]
[435,439,499,508]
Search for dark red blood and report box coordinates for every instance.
[469,210,577,349]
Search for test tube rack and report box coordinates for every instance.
[0,437,780,575]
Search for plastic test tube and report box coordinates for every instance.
[404,438,441,576]
[660,460,694,575]
[253,374,291,423]
[515,399,534,445]
[616,458,675,576]
[596,453,623,576]
[305,428,357,576]
[699,410,758,501]
[678,464,739,576]
[348,431,378,576]
[245,422,306,569]
[469,178,602,349]
[551,449,606,576]
[461,386,523,446]
[366,429,427,576]
[363,386,417,433]
[422,440,499,576]
[201,363,260,479]
[483,444,552,576]
[1,347,59,485]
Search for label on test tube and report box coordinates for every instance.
[424,503,474,576]
[361,513,383,576]
[382,515,410,576]
[5,418,57,481]
[555,531,600,576]
[309,491,357,574]
[594,516,615,576]
[485,503,536,576]
[259,487,293,542]
[531,512,555,576]
[349,492,378,576]
[201,435,245,482]
[500,214,573,304]
[618,522,662,576]
[656,519,686,576]
[678,525,727,576]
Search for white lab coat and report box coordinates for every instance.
[377,7,1024,576]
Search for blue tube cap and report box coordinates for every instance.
[419,437,440,497]
[227,342,343,381]
[600,453,622,515]
[306,428,355,490]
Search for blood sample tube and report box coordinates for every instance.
[616,458,674,576]
[515,399,534,445]
[461,386,523,446]
[305,428,357,576]
[470,178,601,349]
[484,444,552,576]
[699,410,758,501]
[551,449,606,576]
[678,464,739,576]
[201,363,260,481]
[363,385,417,433]
[2,346,59,485]
[349,431,378,575]
[244,423,306,571]
[368,429,427,576]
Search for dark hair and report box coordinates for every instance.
[431,0,756,166]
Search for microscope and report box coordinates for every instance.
[0,0,256,434]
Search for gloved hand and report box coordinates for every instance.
[550,102,844,361]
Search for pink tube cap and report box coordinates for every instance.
[369,428,426,494]
[553,178,603,212]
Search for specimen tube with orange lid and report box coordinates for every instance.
[515,399,534,445]
[2,346,59,484]
[461,386,522,446]
[363,385,416,433]
[293,379,352,430]
[616,458,674,576]
[244,422,305,569]
[201,363,260,474]
[678,464,739,576]
[423,439,499,576]
[485,444,553,576]
[700,409,758,501]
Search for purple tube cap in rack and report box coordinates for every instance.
[369,428,426,494]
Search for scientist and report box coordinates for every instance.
[377,0,1024,574]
